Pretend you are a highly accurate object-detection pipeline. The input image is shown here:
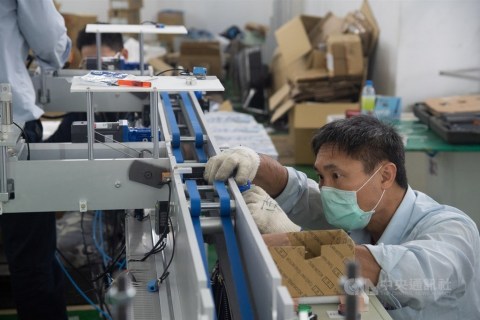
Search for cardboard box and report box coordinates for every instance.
[269,230,355,297]
[110,0,143,10]
[326,34,364,77]
[425,94,480,114]
[275,15,323,67]
[157,10,185,52]
[62,13,97,69]
[109,8,140,25]
[271,0,379,90]
[269,84,358,164]
[290,102,358,164]
[178,41,223,78]
[270,50,309,93]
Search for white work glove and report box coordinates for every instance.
[242,186,301,234]
[204,146,260,185]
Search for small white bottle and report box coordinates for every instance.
[361,80,376,115]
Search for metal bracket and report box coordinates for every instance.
[79,200,88,212]
[128,160,168,189]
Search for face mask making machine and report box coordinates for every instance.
[0,24,296,320]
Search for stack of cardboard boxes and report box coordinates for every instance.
[269,0,379,164]
[154,10,224,79]
[109,0,143,25]
[157,10,185,52]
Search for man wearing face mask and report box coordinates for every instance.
[204,115,480,319]
[45,25,129,143]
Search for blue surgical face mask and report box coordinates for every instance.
[320,166,385,231]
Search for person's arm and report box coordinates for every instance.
[17,0,71,69]
[363,217,479,309]
[355,245,380,285]
[252,154,289,198]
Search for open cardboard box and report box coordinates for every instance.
[268,0,377,164]
[268,230,355,298]
[271,0,378,91]
[178,41,223,79]
[270,85,358,164]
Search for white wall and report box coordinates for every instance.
[304,0,480,108]
[57,0,480,108]
[393,1,480,108]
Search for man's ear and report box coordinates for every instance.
[121,48,128,60]
[381,162,397,189]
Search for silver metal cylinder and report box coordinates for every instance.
[200,216,234,235]
[86,90,94,160]
[139,32,144,76]
[1,101,12,126]
[96,31,102,70]
[150,89,159,159]
[0,146,8,195]
[0,84,13,126]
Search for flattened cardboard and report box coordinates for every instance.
[269,230,355,297]
[269,83,291,112]
[271,99,296,123]
[425,94,480,114]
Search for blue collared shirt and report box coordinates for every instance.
[276,167,480,320]
[0,0,71,124]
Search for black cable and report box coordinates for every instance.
[13,122,30,160]
[92,245,126,282]
[128,182,171,262]
[141,20,164,28]
[159,216,175,284]
[155,68,190,76]
[41,113,66,120]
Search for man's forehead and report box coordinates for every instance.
[315,145,363,170]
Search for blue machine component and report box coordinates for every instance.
[237,180,251,193]
[185,180,210,288]
[127,127,161,142]
[192,66,207,79]
[213,181,254,320]
[180,92,207,163]
[119,60,150,71]
[161,92,184,163]
[147,279,159,292]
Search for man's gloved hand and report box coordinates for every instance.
[242,186,301,234]
[204,146,260,185]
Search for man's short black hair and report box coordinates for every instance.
[311,115,408,189]
[76,23,124,53]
